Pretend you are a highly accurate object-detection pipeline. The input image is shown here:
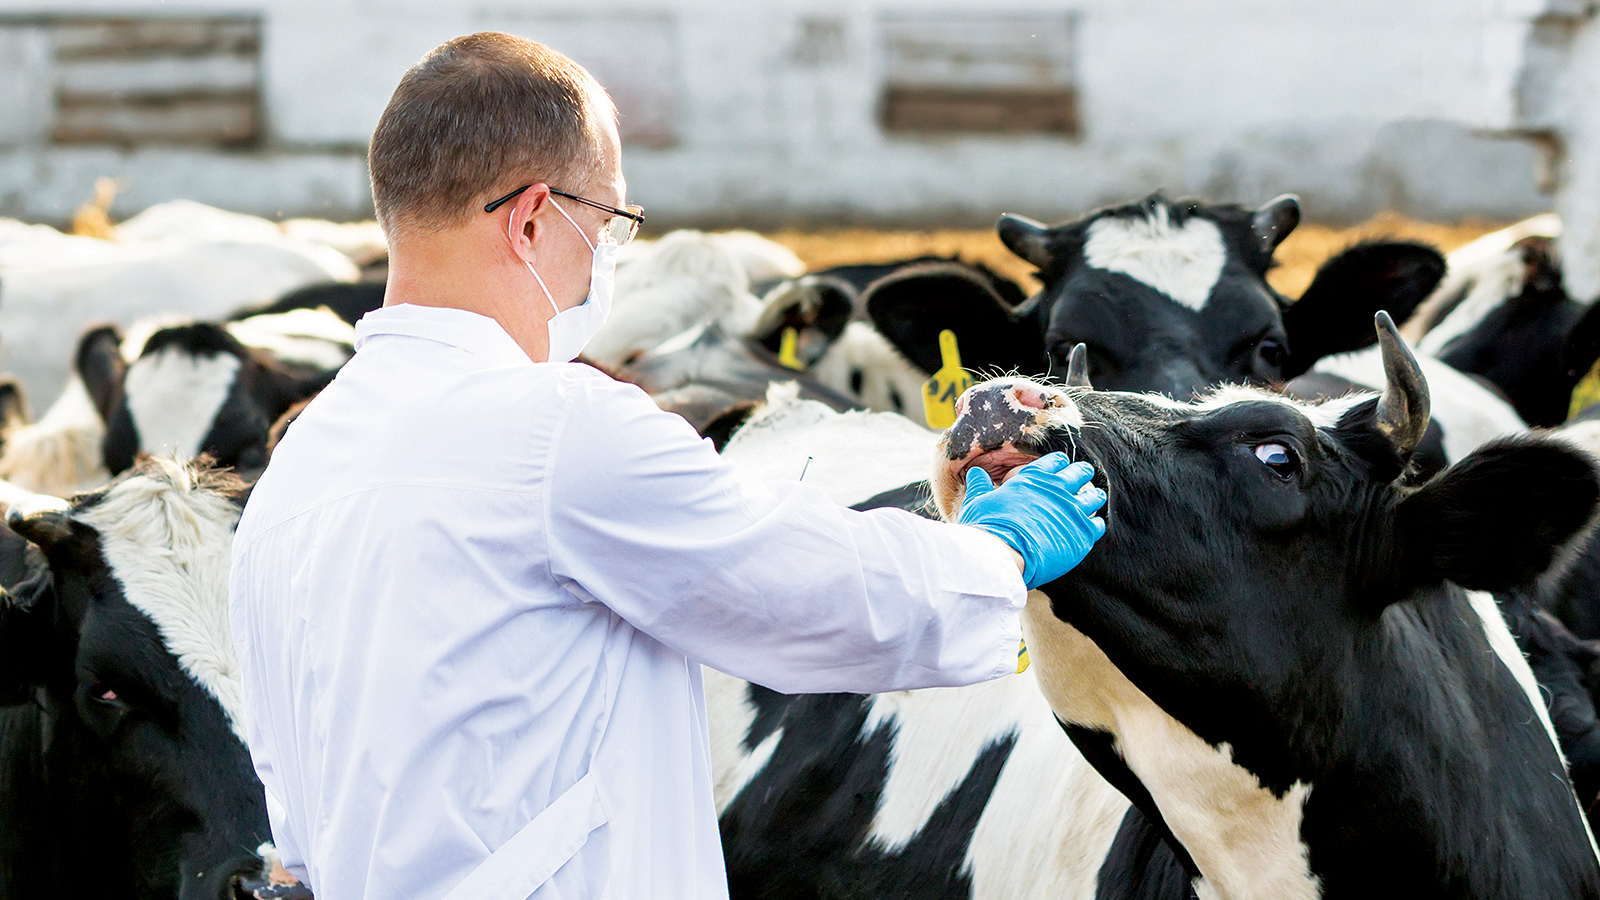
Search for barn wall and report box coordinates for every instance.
[0,0,1554,227]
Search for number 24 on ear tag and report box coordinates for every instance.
[922,330,973,429]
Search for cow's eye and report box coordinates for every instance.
[1253,442,1298,478]
[1256,338,1287,371]
[87,679,126,707]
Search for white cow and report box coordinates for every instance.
[0,201,359,404]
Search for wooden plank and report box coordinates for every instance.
[54,18,257,60]
[54,94,258,146]
[880,85,1079,135]
[59,54,257,97]
[880,15,1076,89]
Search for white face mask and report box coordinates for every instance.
[525,199,618,364]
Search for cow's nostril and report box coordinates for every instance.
[1011,387,1048,410]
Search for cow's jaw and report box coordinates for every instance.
[934,378,1086,519]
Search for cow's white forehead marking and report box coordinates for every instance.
[74,458,248,743]
[124,349,241,457]
[1083,206,1227,312]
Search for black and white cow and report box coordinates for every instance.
[0,461,308,899]
[929,318,1600,897]
[84,319,343,479]
[621,257,1021,428]
[615,321,866,439]
[1401,224,1600,428]
[866,193,1445,397]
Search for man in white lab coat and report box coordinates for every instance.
[229,32,1106,900]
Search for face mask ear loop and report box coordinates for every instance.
[508,193,563,318]
[526,262,561,317]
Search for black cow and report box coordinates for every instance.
[931,319,1600,897]
[76,321,337,480]
[0,460,308,899]
[867,193,1445,397]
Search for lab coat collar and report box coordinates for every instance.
[354,304,533,368]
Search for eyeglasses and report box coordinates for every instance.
[484,185,645,246]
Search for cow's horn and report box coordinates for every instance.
[1373,310,1430,456]
[4,491,71,548]
[1066,343,1093,389]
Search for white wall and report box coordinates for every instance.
[0,0,1555,227]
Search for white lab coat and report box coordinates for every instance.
[228,304,1026,900]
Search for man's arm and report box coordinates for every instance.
[544,374,1029,695]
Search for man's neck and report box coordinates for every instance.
[384,229,550,363]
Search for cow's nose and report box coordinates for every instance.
[944,379,1067,461]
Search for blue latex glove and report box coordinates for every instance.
[957,453,1107,589]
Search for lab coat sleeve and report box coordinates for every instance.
[543,372,1027,695]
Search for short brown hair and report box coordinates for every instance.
[368,33,611,236]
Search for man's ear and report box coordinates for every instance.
[505,183,551,262]
[1393,437,1600,593]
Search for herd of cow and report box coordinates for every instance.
[2,192,1600,898]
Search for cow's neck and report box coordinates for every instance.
[1021,591,1320,900]
[1298,588,1600,897]
[0,692,138,895]
[1027,586,1600,899]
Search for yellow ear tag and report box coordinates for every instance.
[778,327,804,370]
[921,330,974,429]
[1570,357,1600,421]
[1015,638,1030,674]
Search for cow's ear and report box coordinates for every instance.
[865,263,1045,376]
[1280,242,1446,378]
[1251,194,1301,254]
[0,535,62,702]
[749,275,857,365]
[998,214,1054,270]
[1393,438,1600,593]
[74,323,126,424]
[0,376,29,435]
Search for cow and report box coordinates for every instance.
[583,229,803,370]
[617,322,865,439]
[621,256,1031,430]
[0,202,360,404]
[929,317,1600,897]
[0,460,309,899]
[86,320,342,480]
[864,193,1445,398]
[1395,218,1600,428]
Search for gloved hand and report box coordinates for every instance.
[957,453,1107,589]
